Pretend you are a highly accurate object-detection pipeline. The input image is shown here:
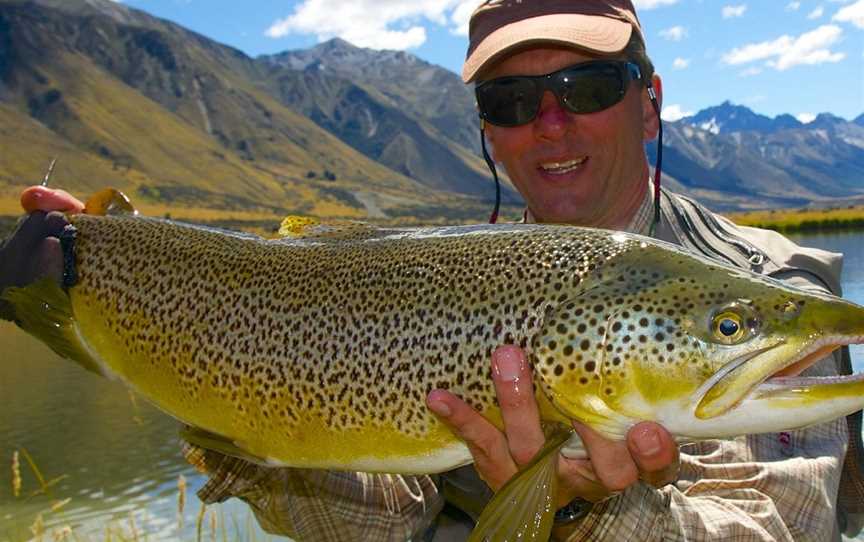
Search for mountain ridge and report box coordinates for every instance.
[0,0,861,221]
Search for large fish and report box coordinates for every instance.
[5,190,864,542]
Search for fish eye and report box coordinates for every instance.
[711,311,747,344]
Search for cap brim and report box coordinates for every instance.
[462,14,633,83]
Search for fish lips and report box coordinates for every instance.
[693,340,792,419]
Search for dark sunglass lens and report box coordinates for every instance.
[558,64,625,114]
[478,78,541,126]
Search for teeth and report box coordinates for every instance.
[540,157,587,173]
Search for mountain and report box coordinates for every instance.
[258,41,514,202]
[682,101,804,135]
[657,109,864,211]
[0,0,861,223]
[0,0,506,225]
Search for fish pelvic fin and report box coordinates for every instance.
[2,279,107,377]
[180,426,270,465]
[83,188,138,216]
[468,426,571,542]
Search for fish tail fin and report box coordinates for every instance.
[2,279,107,377]
[468,427,571,542]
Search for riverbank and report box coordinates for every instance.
[728,205,864,233]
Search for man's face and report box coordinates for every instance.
[482,47,660,228]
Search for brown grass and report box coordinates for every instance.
[728,205,864,233]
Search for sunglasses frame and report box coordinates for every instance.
[475,60,644,127]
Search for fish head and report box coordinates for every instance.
[531,238,864,437]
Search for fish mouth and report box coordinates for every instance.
[695,334,864,419]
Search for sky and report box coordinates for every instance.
[119,0,864,122]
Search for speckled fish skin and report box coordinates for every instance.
[28,215,864,472]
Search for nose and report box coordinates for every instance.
[533,90,570,140]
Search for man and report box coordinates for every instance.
[1,1,861,540]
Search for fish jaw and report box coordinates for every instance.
[695,293,864,420]
[662,369,864,440]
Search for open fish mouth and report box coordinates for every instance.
[758,334,864,391]
[696,334,864,419]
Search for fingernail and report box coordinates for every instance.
[428,399,451,417]
[493,347,523,382]
[634,426,662,456]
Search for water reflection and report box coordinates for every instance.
[0,322,271,540]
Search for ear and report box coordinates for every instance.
[641,74,663,142]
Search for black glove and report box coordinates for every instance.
[0,211,69,322]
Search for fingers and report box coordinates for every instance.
[20,186,85,214]
[426,389,518,490]
[627,421,680,488]
[490,345,545,466]
[573,422,639,494]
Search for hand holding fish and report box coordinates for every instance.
[428,345,679,517]
[0,186,83,321]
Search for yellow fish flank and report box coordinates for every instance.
[5,192,864,542]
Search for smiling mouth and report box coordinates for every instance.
[539,157,587,175]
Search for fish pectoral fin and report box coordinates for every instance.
[83,188,138,216]
[180,426,269,465]
[277,216,383,241]
[468,427,571,542]
[2,278,107,377]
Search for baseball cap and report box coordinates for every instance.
[463,0,644,83]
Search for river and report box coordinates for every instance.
[0,230,862,541]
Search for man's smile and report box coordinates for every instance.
[538,156,588,175]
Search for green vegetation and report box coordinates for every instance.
[728,205,864,233]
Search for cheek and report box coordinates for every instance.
[486,126,533,164]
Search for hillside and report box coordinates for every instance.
[0,0,507,226]
[0,0,861,226]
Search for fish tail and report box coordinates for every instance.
[468,427,570,542]
[2,278,107,377]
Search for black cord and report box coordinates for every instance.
[648,86,663,237]
[480,125,501,224]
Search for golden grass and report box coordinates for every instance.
[728,205,864,233]
[4,449,271,542]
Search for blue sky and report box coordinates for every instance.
[121,0,864,122]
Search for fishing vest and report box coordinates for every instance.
[658,189,864,535]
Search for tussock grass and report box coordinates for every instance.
[728,205,864,233]
[4,450,272,542]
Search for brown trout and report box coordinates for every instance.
[5,190,864,542]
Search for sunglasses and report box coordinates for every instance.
[475,60,643,127]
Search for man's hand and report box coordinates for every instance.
[0,186,85,321]
[426,344,679,508]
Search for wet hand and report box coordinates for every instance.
[0,187,85,321]
[426,345,679,507]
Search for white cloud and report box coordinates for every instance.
[672,57,690,69]
[450,0,480,36]
[722,25,845,71]
[739,66,763,76]
[797,112,817,123]
[662,104,693,122]
[634,0,679,8]
[659,25,688,41]
[808,6,825,18]
[786,1,801,10]
[722,4,748,18]
[833,0,864,28]
[265,0,479,50]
